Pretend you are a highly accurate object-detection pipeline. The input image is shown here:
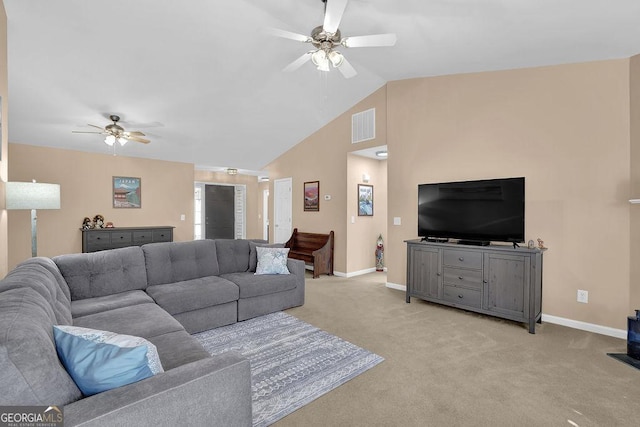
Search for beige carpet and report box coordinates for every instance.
[278,272,639,427]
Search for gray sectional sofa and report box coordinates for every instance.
[0,238,305,426]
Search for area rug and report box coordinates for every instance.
[193,312,384,427]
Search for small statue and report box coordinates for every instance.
[375,234,384,271]
[93,214,105,229]
[82,217,93,229]
[105,222,114,228]
[537,238,546,249]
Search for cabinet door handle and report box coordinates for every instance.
[459,257,464,262]
[120,236,124,239]
[458,276,464,280]
[437,272,441,276]
[458,294,463,299]
[483,280,488,284]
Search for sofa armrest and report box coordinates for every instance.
[287,258,305,306]
[63,352,251,427]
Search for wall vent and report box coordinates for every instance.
[352,108,375,144]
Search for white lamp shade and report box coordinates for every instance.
[6,182,61,210]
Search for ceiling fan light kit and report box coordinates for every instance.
[73,114,151,148]
[271,0,396,78]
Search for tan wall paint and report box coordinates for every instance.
[387,60,631,329]
[193,170,263,239]
[346,154,387,273]
[265,86,387,274]
[0,1,8,277]
[631,54,640,312]
[8,144,195,270]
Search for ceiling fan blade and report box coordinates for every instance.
[337,57,357,79]
[128,135,150,144]
[266,27,311,43]
[323,0,348,34]
[72,130,104,134]
[88,124,105,130]
[126,131,146,137]
[283,52,312,73]
[342,33,397,48]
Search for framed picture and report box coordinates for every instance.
[113,176,141,208]
[304,181,320,212]
[358,184,373,216]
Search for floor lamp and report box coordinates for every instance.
[6,181,61,257]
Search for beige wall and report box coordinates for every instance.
[8,144,195,270]
[265,85,388,274]
[386,60,631,330]
[0,1,8,277]
[193,170,264,239]
[631,53,640,312]
[346,154,387,273]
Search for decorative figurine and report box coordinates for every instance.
[105,222,114,228]
[93,214,105,229]
[375,234,384,271]
[537,238,546,249]
[527,239,535,249]
[82,217,93,229]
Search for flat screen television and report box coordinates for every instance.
[418,177,525,245]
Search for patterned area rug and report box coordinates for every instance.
[194,312,384,427]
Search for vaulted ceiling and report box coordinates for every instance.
[5,0,640,175]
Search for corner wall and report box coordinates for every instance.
[631,53,640,312]
[0,1,8,277]
[8,144,195,270]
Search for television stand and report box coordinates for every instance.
[422,237,448,243]
[457,240,490,246]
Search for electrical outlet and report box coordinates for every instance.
[577,289,589,304]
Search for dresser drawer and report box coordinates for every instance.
[110,231,132,246]
[443,267,483,290]
[443,249,483,269]
[133,231,153,244]
[86,232,111,246]
[442,285,481,308]
[152,228,172,242]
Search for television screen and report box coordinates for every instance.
[418,177,525,244]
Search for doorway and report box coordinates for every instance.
[273,178,292,243]
[194,183,246,240]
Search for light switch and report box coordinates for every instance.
[180,214,186,221]
[351,215,355,224]
[393,217,401,226]
[324,195,331,201]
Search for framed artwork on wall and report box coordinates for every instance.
[304,181,320,212]
[358,184,373,216]
[113,176,141,208]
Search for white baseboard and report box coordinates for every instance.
[333,268,388,278]
[386,282,406,291]
[383,284,625,339]
[541,314,626,339]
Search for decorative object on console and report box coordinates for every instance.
[5,180,61,257]
[113,176,141,208]
[375,234,384,271]
[82,217,93,229]
[537,238,546,249]
[304,181,320,212]
[527,239,535,249]
[105,222,114,228]
[93,214,105,228]
[358,184,373,216]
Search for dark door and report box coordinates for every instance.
[205,185,235,239]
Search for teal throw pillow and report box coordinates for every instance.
[53,325,164,396]
[255,247,291,275]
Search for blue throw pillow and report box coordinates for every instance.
[53,325,164,396]
[255,247,291,275]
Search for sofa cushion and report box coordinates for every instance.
[215,239,251,274]
[147,330,210,371]
[146,276,239,315]
[54,246,148,300]
[72,303,184,340]
[53,325,164,396]
[0,288,82,406]
[0,257,72,325]
[71,290,155,318]
[248,241,284,272]
[255,247,291,275]
[220,272,298,298]
[142,240,220,286]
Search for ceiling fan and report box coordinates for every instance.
[269,0,397,78]
[72,114,150,146]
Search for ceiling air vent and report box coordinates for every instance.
[352,108,375,144]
